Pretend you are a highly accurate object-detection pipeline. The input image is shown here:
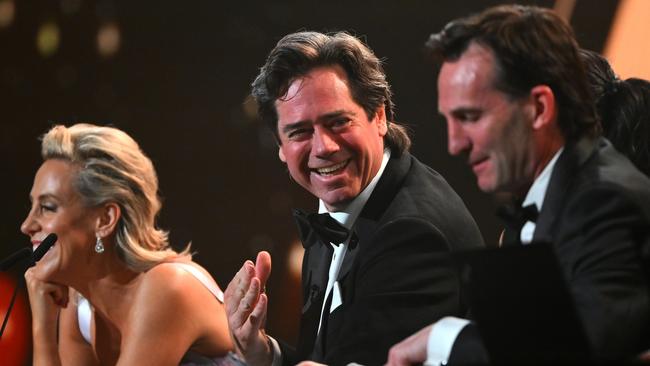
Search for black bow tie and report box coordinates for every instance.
[497,203,539,232]
[293,209,351,249]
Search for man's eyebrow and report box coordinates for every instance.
[280,109,360,134]
[321,110,356,119]
[452,107,481,114]
[442,106,482,117]
[281,120,311,134]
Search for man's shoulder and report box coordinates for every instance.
[370,152,483,250]
[570,138,650,201]
[389,153,473,215]
[548,138,650,225]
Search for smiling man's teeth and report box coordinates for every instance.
[316,160,348,175]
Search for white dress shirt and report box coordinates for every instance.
[424,148,564,366]
[269,149,391,365]
[316,148,390,332]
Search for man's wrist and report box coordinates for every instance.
[425,316,470,366]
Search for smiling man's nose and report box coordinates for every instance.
[312,128,340,157]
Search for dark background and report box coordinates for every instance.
[0,0,618,345]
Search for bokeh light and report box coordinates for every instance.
[0,0,15,28]
[243,94,258,120]
[36,22,60,57]
[97,21,120,57]
[287,239,304,278]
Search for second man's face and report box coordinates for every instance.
[437,43,536,194]
[275,65,387,211]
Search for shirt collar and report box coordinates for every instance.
[319,149,391,228]
[522,147,564,211]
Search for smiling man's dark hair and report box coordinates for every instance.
[252,31,410,155]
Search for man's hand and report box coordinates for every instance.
[224,251,273,366]
[385,324,432,366]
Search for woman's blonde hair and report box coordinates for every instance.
[41,123,188,271]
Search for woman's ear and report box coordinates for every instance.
[95,202,121,238]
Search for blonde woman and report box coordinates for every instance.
[22,124,235,365]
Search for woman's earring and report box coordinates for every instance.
[95,236,105,254]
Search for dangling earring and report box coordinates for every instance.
[95,235,105,254]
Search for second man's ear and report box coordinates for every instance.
[529,85,557,130]
[278,145,287,163]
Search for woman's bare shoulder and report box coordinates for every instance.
[136,260,221,306]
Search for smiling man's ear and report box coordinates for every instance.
[374,105,388,137]
[278,146,287,163]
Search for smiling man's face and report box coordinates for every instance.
[276,65,387,210]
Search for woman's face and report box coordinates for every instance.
[21,159,99,283]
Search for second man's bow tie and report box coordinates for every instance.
[293,209,351,249]
[497,203,539,233]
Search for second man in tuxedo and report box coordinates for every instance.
[387,5,650,365]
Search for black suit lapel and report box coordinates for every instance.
[336,233,359,283]
[533,138,598,243]
[296,221,334,359]
[297,152,412,359]
[336,153,411,283]
[359,152,411,221]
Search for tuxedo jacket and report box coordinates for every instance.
[451,137,650,363]
[280,152,484,365]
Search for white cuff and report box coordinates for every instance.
[424,316,470,366]
[267,336,282,366]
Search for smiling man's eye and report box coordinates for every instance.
[334,117,350,125]
[288,128,311,139]
[327,117,351,131]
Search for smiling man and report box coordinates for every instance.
[224,31,484,366]
[387,5,650,365]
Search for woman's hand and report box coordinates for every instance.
[24,267,68,335]
[24,267,67,366]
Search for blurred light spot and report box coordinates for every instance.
[553,0,576,22]
[243,94,258,120]
[60,0,82,15]
[97,22,120,57]
[0,1,15,28]
[287,239,304,278]
[36,22,60,57]
[604,0,650,80]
